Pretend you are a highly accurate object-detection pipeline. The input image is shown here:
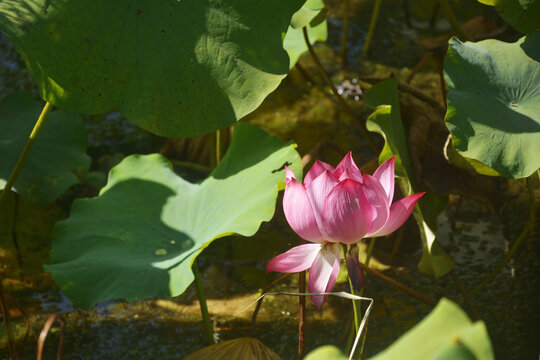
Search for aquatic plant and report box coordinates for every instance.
[267,154,423,308]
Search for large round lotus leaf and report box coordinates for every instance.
[444,34,540,179]
[45,123,302,310]
[369,299,493,360]
[0,93,90,205]
[0,0,303,138]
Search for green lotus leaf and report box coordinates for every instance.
[290,0,326,29]
[444,138,500,177]
[283,19,327,68]
[0,0,303,138]
[304,345,348,360]
[45,123,302,310]
[304,300,493,360]
[370,299,493,360]
[364,79,454,277]
[478,0,540,33]
[0,93,90,205]
[444,34,540,179]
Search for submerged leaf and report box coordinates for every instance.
[0,93,90,205]
[46,124,301,309]
[444,34,540,179]
[0,0,303,137]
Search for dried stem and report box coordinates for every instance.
[215,129,221,166]
[0,279,17,360]
[251,273,292,335]
[37,314,57,360]
[57,319,65,360]
[356,261,438,306]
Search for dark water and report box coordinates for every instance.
[1,1,539,359]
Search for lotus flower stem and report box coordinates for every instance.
[192,261,214,344]
[362,0,382,55]
[355,238,375,358]
[0,101,53,205]
[302,28,379,154]
[298,270,306,359]
[470,174,536,296]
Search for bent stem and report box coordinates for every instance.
[192,261,214,344]
[355,260,438,306]
[302,27,379,154]
[251,273,292,335]
[470,174,537,296]
[362,0,382,55]
[0,101,53,205]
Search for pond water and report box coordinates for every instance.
[1,1,539,359]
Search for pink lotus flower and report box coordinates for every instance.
[267,153,424,309]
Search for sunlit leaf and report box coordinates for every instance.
[302,300,493,360]
[0,0,304,138]
[370,299,494,360]
[444,139,500,177]
[304,345,348,360]
[444,34,540,179]
[183,337,282,360]
[364,79,454,277]
[45,124,302,310]
[284,0,327,68]
[0,93,90,205]
[290,0,326,29]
